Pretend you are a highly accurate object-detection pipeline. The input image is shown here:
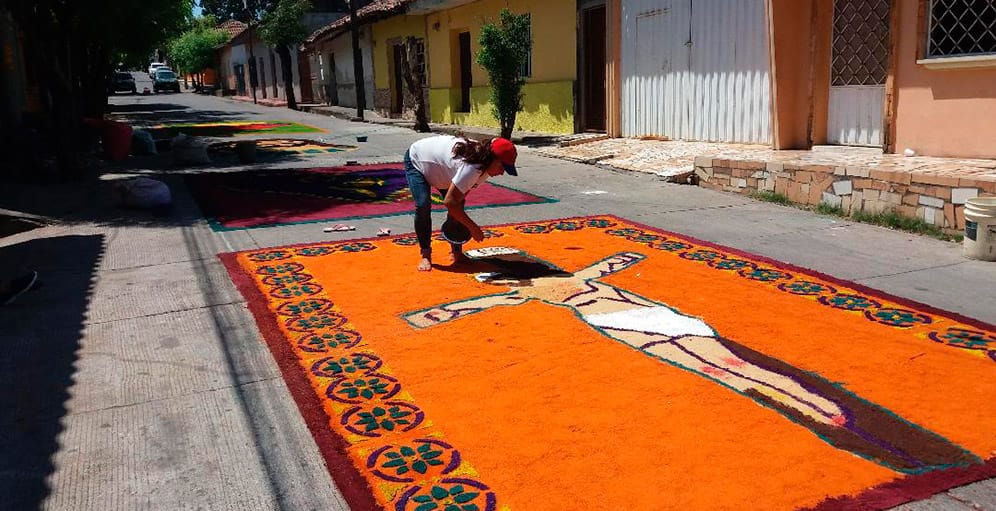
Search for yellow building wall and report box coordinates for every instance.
[371,15,427,90]
[424,0,576,134]
[430,81,574,133]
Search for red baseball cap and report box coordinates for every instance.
[491,137,518,176]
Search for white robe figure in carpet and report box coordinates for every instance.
[402,248,980,474]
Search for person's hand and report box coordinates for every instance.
[469,224,485,242]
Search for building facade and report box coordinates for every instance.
[411,0,577,134]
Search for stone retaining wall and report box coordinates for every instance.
[694,157,996,232]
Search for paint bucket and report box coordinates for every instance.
[441,217,471,245]
[101,120,133,161]
[963,196,996,261]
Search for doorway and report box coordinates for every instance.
[392,44,404,115]
[827,0,891,147]
[458,31,472,112]
[580,3,607,132]
[326,52,339,106]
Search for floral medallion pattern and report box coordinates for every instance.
[237,240,499,510]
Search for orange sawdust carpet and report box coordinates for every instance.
[220,215,996,511]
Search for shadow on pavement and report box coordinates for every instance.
[0,234,105,510]
[108,102,190,114]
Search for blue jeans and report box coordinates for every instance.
[404,150,452,257]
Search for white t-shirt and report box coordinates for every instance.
[409,135,491,194]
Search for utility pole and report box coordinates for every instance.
[349,0,366,120]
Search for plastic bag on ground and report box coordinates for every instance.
[111,177,172,209]
[171,133,210,165]
[131,130,157,155]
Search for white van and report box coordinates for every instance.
[147,62,166,78]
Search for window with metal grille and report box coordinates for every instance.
[928,0,996,57]
[831,0,891,86]
[415,39,427,86]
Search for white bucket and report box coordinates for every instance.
[964,196,996,261]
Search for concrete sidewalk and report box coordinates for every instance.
[1,91,993,511]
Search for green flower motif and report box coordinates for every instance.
[339,242,375,252]
[337,378,390,400]
[323,355,373,376]
[481,230,504,239]
[741,268,791,282]
[296,246,335,257]
[380,443,445,476]
[681,250,724,261]
[411,485,481,511]
[586,219,614,228]
[277,298,331,316]
[866,308,931,328]
[256,262,303,275]
[248,250,291,262]
[711,259,753,271]
[289,312,344,331]
[516,225,549,234]
[654,241,692,252]
[393,237,420,246]
[263,274,311,286]
[553,221,582,231]
[779,281,834,295]
[271,283,321,298]
[631,234,663,243]
[931,328,995,350]
[819,294,880,311]
[607,228,641,237]
[355,406,412,433]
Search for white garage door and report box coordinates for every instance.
[621,0,772,144]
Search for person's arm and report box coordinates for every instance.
[442,184,484,241]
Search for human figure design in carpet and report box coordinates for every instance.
[402,248,981,474]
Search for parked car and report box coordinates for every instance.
[148,62,166,78]
[108,71,137,95]
[153,69,181,93]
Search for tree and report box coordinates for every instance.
[258,0,311,110]
[348,0,366,120]
[199,0,276,22]
[0,0,191,175]
[169,18,229,88]
[475,9,531,140]
[400,37,429,132]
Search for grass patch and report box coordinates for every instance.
[850,209,953,239]
[822,207,960,242]
[815,202,846,217]
[752,195,964,243]
[750,191,792,205]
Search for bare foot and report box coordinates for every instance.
[417,257,432,271]
[451,252,472,266]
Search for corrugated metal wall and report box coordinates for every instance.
[827,86,885,147]
[621,0,771,144]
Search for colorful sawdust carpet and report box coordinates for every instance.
[185,163,553,230]
[148,120,324,138]
[209,138,357,162]
[220,216,996,511]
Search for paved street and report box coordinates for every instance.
[1,88,994,510]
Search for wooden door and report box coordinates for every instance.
[581,4,607,132]
[392,44,404,115]
[458,31,472,113]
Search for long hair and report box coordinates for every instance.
[451,137,495,167]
